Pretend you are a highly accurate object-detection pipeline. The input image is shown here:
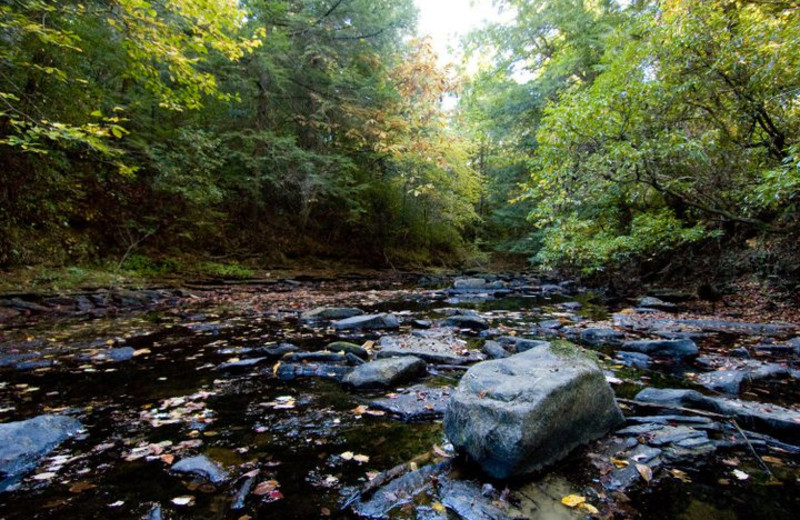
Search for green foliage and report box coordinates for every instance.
[196,261,254,280]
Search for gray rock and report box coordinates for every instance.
[481,341,510,359]
[171,455,228,484]
[277,363,350,382]
[283,352,347,364]
[343,357,427,389]
[95,346,136,362]
[451,278,505,293]
[496,336,550,353]
[444,346,624,478]
[696,363,789,394]
[378,333,483,365]
[538,320,565,330]
[616,351,651,368]
[580,328,625,347]
[352,463,445,518]
[0,414,84,491]
[327,341,369,359]
[370,385,453,421]
[620,339,698,358]
[442,315,489,331]
[333,313,399,331]
[439,477,513,520]
[254,343,299,358]
[638,297,677,311]
[635,387,800,443]
[216,357,267,370]
[301,307,363,321]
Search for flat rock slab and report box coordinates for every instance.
[445,345,624,479]
[277,362,350,382]
[441,315,490,331]
[496,336,550,354]
[326,341,369,359]
[580,328,625,347]
[334,313,399,331]
[696,362,790,394]
[343,356,427,389]
[635,387,800,443]
[614,315,796,336]
[0,414,84,492]
[171,455,228,484]
[370,385,453,421]
[301,307,363,321]
[620,339,698,359]
[378,333,483,365]
[450,278,505,293]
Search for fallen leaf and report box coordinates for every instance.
[161,454,175,465]
[579,502,599,514]
[433,445,453,459]
[668,469,692,483]
[610,457,629,469]
[353,454,370,463]
[32,472,57,481]
[732,469,750,480]
[340,451,354,461]
[561,495,586,508]
[762,456,783,465]
[253,480,280,495]
[321,507,331,516]
[172,495,195,506]
[108,500,125,507]
[69,482,97,493]
[432,501,446,513]
[636,463,653,483]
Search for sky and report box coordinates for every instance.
[414,0,512,65]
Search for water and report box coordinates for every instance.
[0,279,797,519]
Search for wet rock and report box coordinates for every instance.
[638,297,677,311]
[451,278,505,293]
[334,313,399,331]
[352,463,444,518]
[370,385,452,421]
[0,351,41,368]
[412,319,432,329]
[326,341,369,359]
[254,343,299,358]
[144,503,163,520]
[647,425,707,446]
[277,363,350,382]
[346,353,366,365]
[301,307,363,321]
[438,476,513,520]
[496,336,550,353]
[378,332,483,365]
[754,344,798,356]
[0,414,84,492]
[620,339,698,359]
[94,347,136,362]
[731,347,751,358]
[343,356,427,389]
[614,315,795,336]
[231,474,257,510]
[580,328,625,347]
[216,357,267,370]
[635,387,800,442]
[442,315,489,331]
[696,362,789,394]
[538,319,565,330]
[171,455,228,484]
[616,351,651,368]
[444,345,624,478]
[481,341,510,359]
[283,352,347,364]
[8,298,50,313]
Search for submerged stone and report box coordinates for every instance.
[0,414,84,492]
[444,346,623,479]
[170,455,228,484]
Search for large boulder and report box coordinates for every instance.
[444,346,623,479]
[343,356,427,389]
[0,414,84,491]
[333,313,399,331]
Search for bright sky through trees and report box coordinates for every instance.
[414,0,510,64]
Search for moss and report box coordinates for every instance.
[548,340,601,367]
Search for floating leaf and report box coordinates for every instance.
[732,469,750,480]
[31,472,56,481]
[353,454,370,463]
[579,502,599,514]
[340,451,354,461]
[253,480,280,495]
[636,463,653,483]
[668,469,692,483]
[171,495,195,506]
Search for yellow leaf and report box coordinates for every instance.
[610,457,629,469]
[432,501,446,513]
[353,454,370,463]
[668,468,692,483]
[579,502,599,514]
[561,495,586,508]
[340,451,354,461]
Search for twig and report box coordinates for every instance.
[729,419,775,479]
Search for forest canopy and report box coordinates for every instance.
[1,0,798,283]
